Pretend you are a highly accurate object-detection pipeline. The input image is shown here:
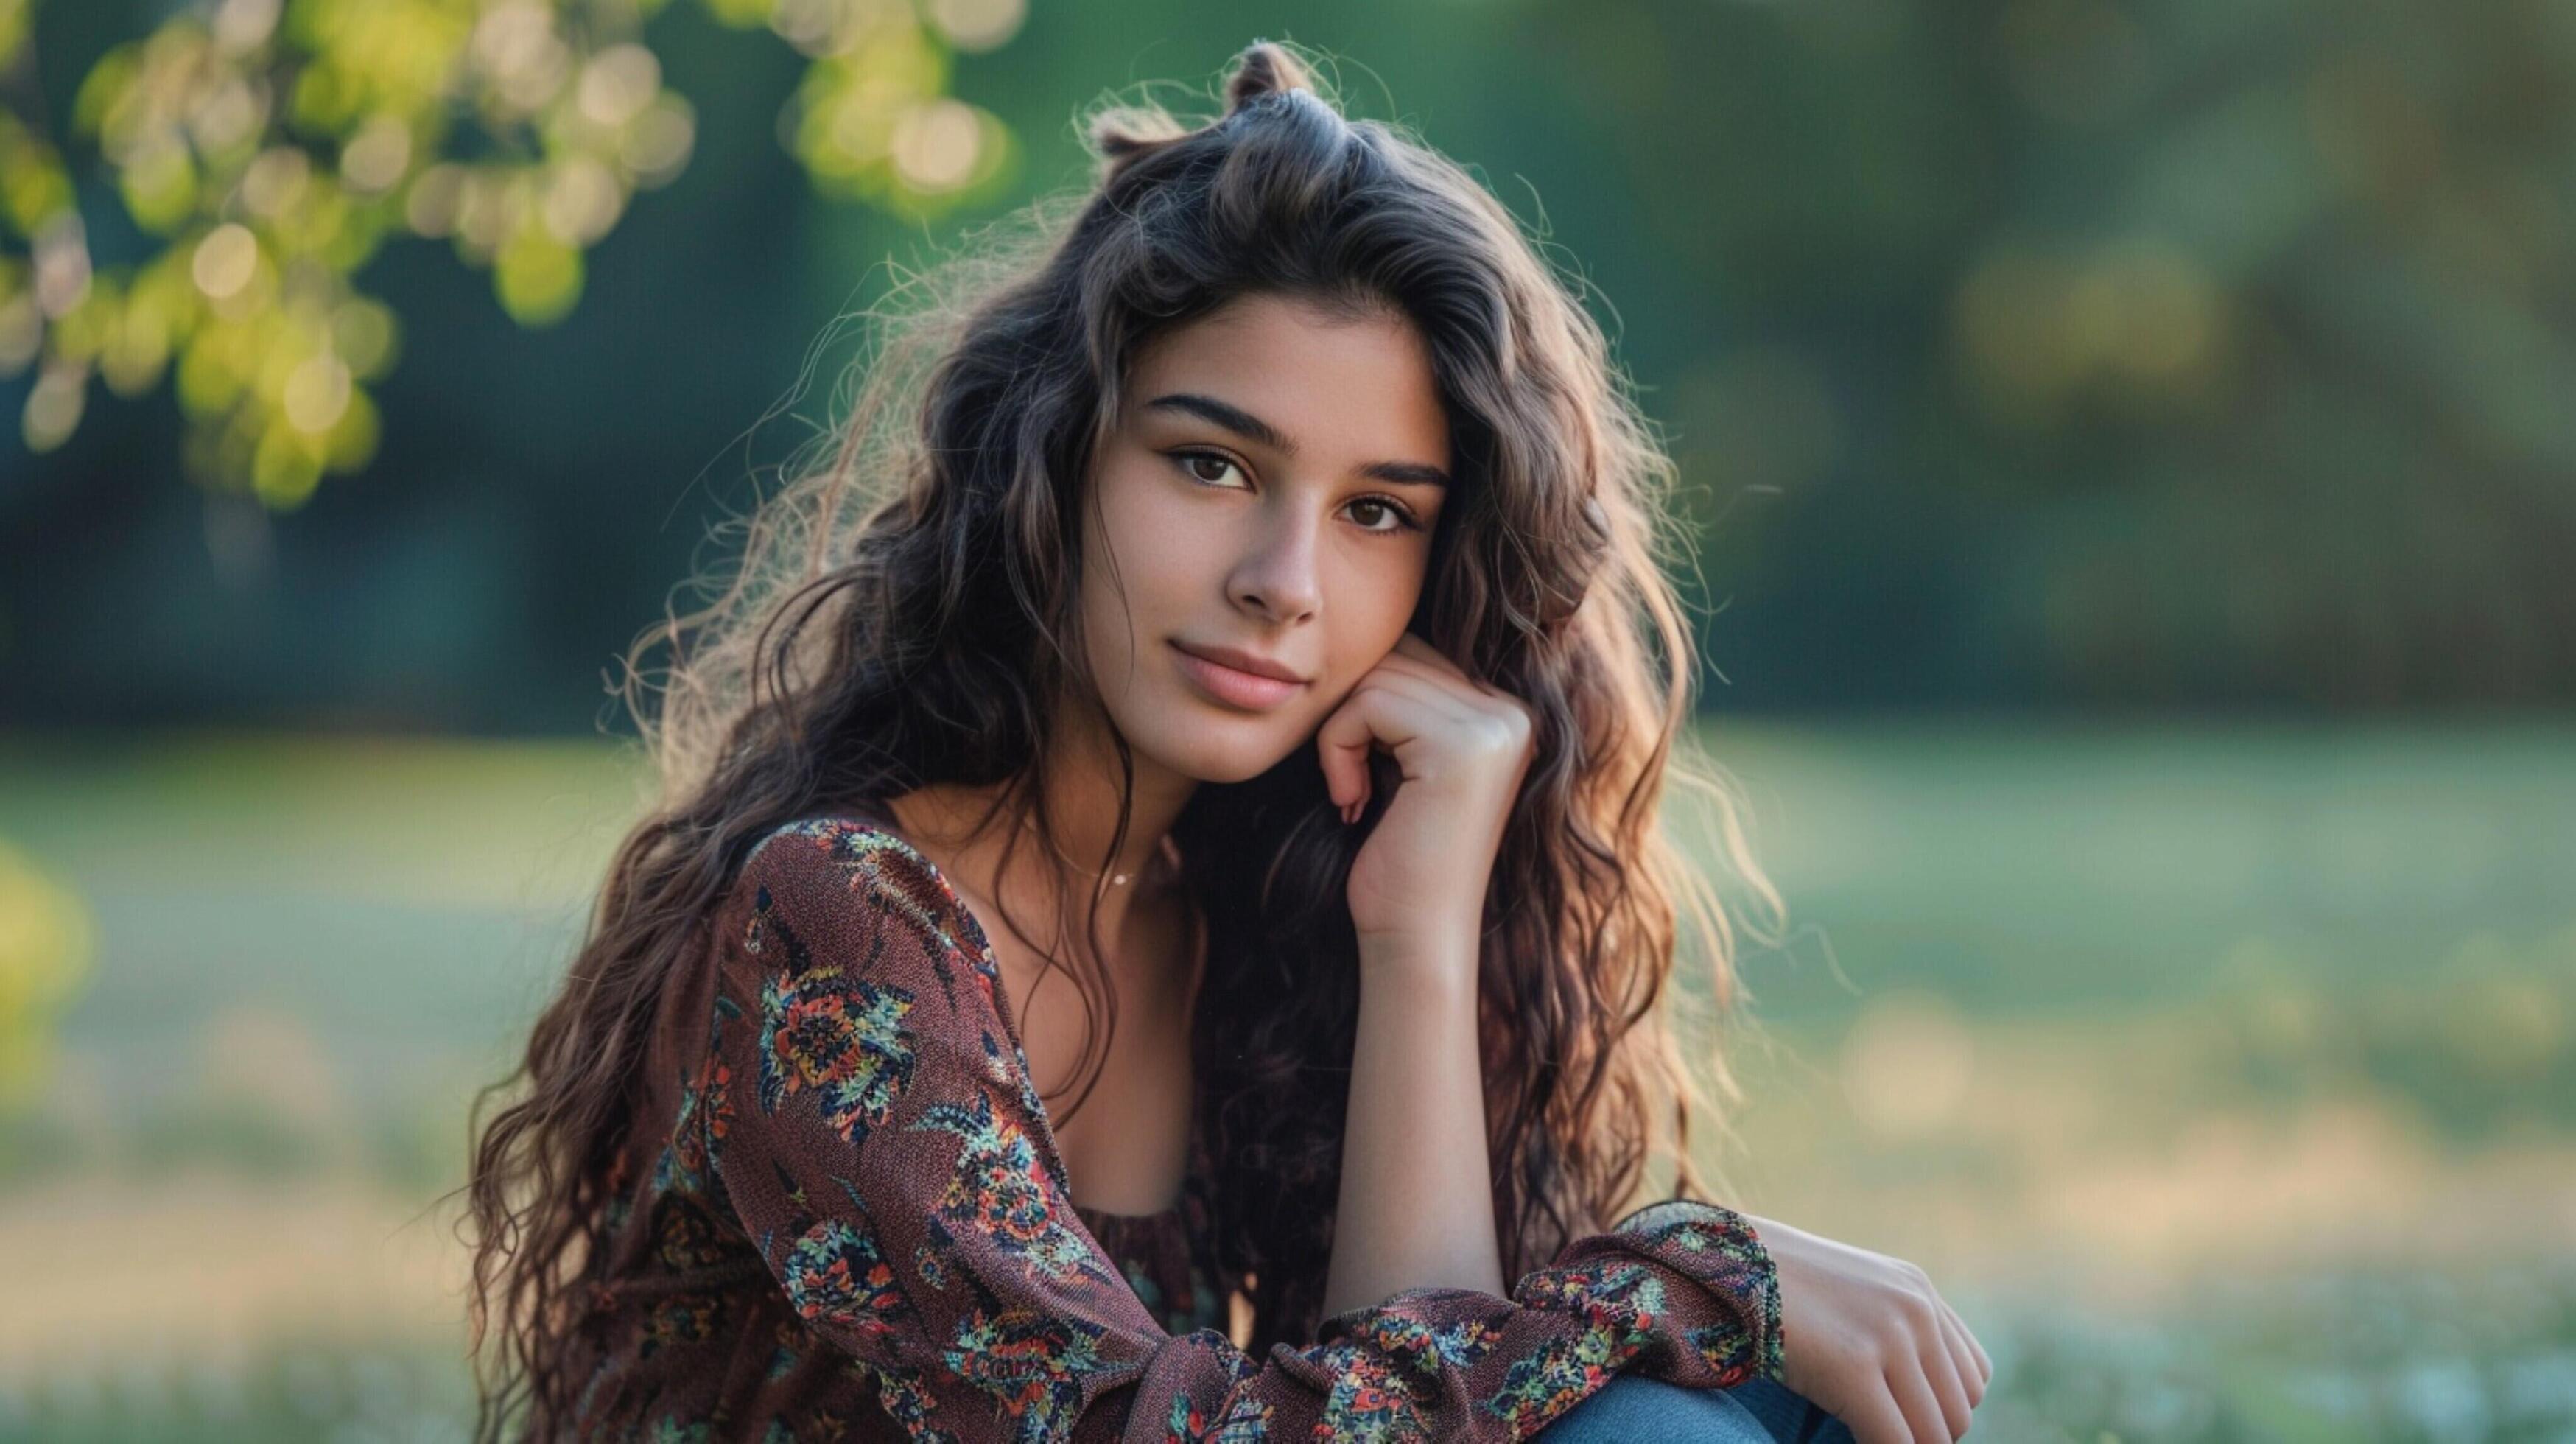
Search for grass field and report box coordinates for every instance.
[1,721,2570,1441]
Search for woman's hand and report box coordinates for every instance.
[1747,1210,1993,1443]
[1315,630,1537,955]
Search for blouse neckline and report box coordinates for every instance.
[824,802,1206,1227]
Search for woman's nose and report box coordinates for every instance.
[1228,508,1322,624]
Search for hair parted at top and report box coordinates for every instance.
[458,37,1783,1441]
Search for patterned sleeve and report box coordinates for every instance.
[703,817,1786,1443]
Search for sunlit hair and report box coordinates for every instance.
[460,37,1786,1440]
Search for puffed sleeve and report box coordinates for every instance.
[702,817,1786,1442]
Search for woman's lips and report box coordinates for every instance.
[1170,642,1308,711]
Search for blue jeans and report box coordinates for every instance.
[1540,1373,1856,1443]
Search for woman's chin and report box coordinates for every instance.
[1134,723,1299,786]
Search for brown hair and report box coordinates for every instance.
[459,38,1784,1439]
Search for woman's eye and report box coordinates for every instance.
[1176,451,1242,487]
[1347,498,1417,533]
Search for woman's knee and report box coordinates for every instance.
[1724,1375,1858,1444]
[1539,1374,1777,1443]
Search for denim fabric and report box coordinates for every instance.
[1727,1376,1858,1443]
[1537,1373,1857,1443]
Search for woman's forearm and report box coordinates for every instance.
[1319,930,1506,1320]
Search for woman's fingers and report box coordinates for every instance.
[1887,1358,1954,1444]
[1937,1305,1987,1404]
[1949,1301,1993,1387]
[1313,674,1438,813]
[1312,682,1391,812]
[1313,665,1500,816]
[1920,1328,1975,1437]
[1837,1384,1912,1444]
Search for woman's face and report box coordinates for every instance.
[1075,291,1453,785]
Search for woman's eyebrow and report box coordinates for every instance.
[1143,391,1450,489]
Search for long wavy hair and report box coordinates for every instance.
[460,37,1786,1440]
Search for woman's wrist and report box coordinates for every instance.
[1355,911,1483,986]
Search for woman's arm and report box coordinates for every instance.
[1310,635,1987,1443]
[1309,630,1550,1322]
[1311,630,1540,1321]
[1319,930,1505,1319]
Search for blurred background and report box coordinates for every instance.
[2,0,2572,1439]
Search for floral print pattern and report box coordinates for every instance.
[916,1087,1124,1291]
[552,813,1786,1440]
[781,1212,913,1342]
[755,956,916,1145]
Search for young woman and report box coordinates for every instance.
[463,40,1989,1443]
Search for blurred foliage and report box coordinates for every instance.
[1652,0,2576,709]
[0,0,1020,505]
[2,0,2572,722]
[0,834,88,1121]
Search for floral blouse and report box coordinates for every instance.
[555,813,1786,1441]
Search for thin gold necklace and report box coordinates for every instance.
[1016,813,1179,889]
